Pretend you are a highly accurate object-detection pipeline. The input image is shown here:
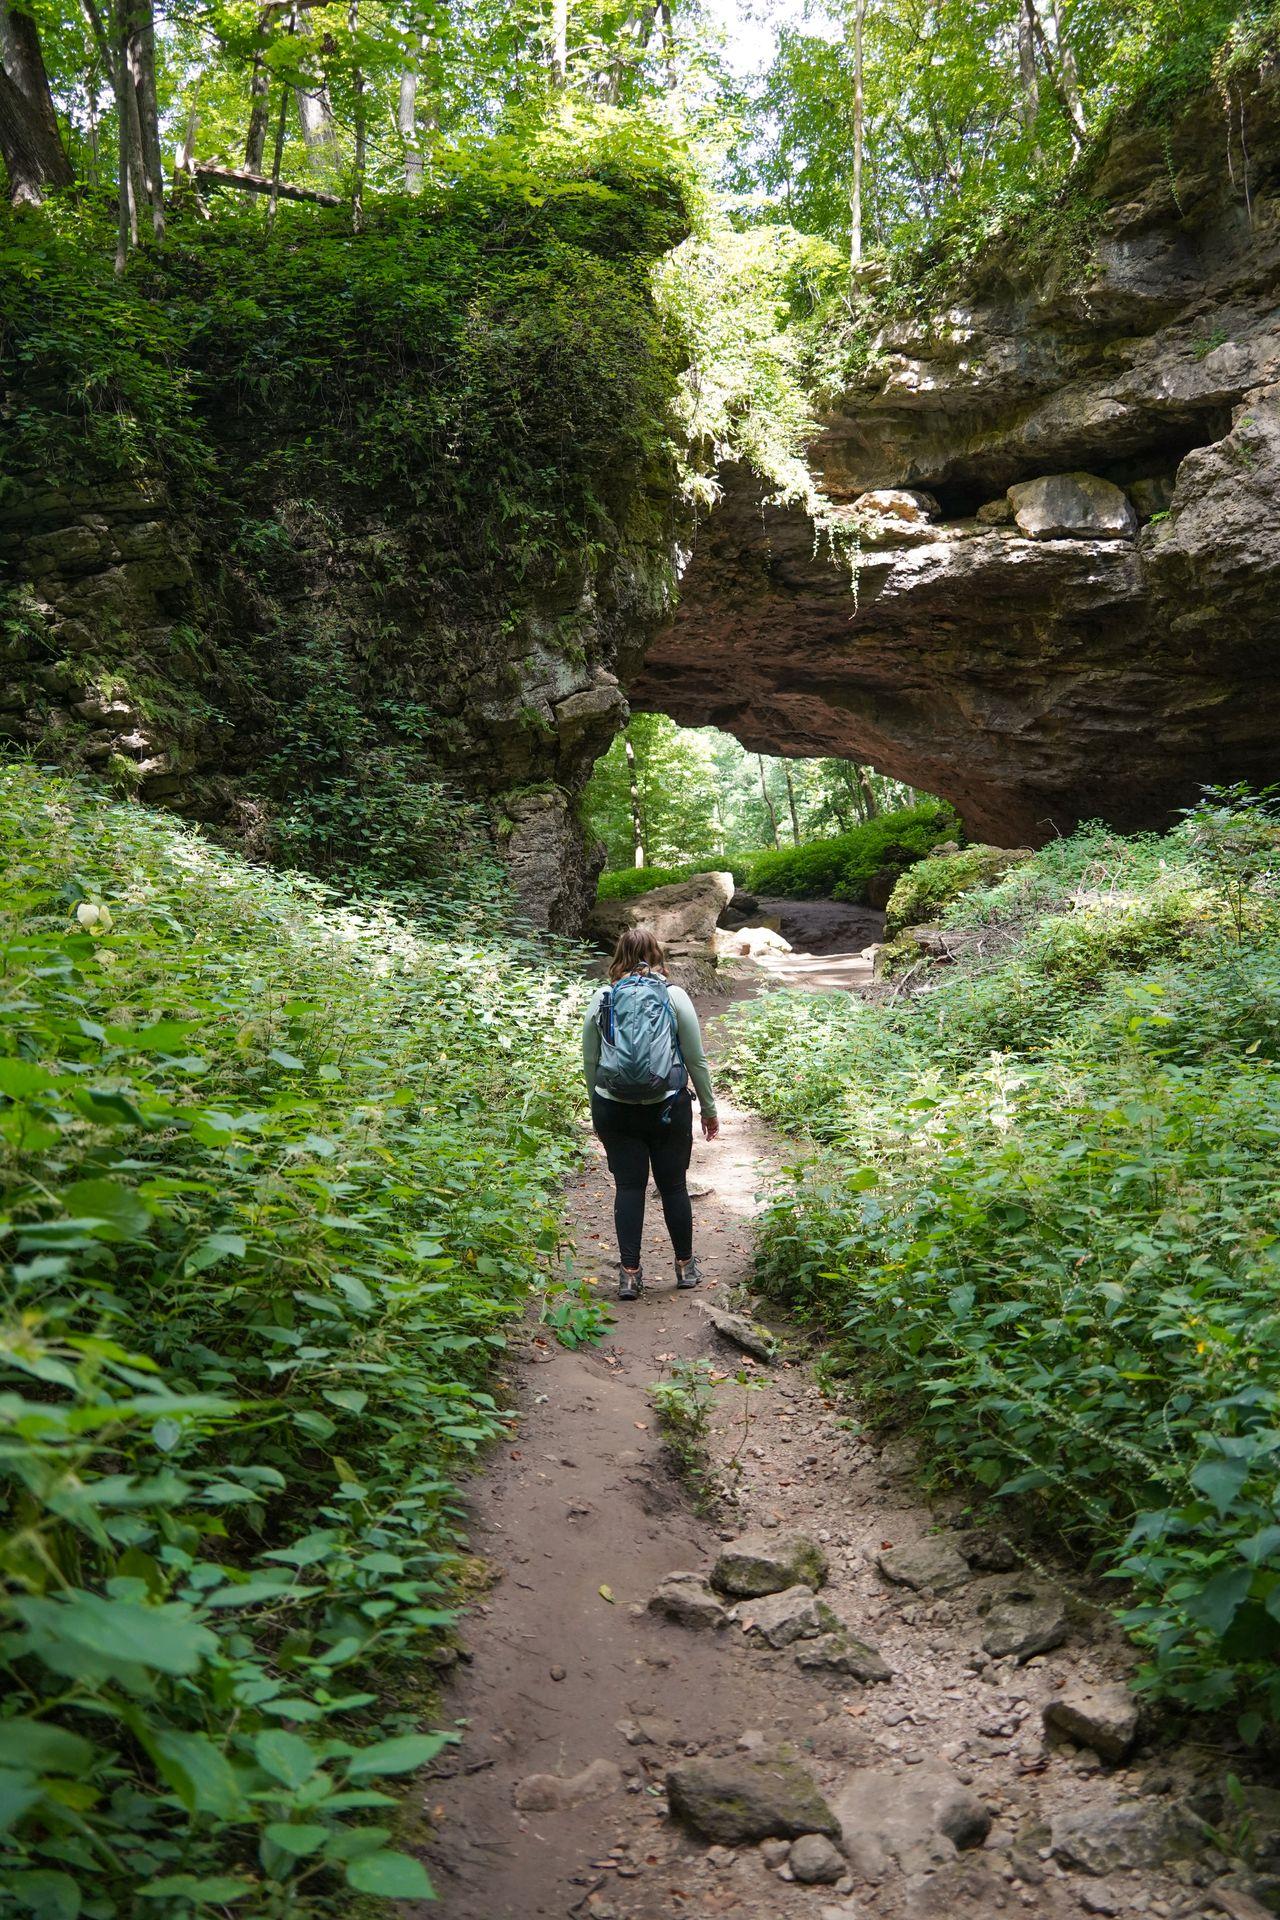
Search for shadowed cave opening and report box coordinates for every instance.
[921,408,1235,521]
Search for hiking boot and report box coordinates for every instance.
[618,1265,643,1301]
[675,1256,702,1290]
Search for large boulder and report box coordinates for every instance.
[498,788,604,935]
[884,844,1034,935]
[587,870,734,965]
[1007,472,1139,540]
[667,1751,840,1845]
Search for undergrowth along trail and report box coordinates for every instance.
[723,799,1280,1742]
[0,764,587,1916]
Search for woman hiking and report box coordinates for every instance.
[583,928,720,1302]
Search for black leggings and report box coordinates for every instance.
[591,1089,694,1270]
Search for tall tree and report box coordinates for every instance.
[349,0,366,227]
[757,755,781,849]
[1025,0,1085,147]
[127,0,164,236]
[1016,0,1039,130]
[0,0,73,204]
[625,730,645,868]
[783,761,803,844]
[245,7,273,170]
[550,0,568,87]
[848,0,866,268]
[292,11,340,167]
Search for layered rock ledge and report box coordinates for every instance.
[633,72,1280,843]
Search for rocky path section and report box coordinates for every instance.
[421,1010,1273,1920]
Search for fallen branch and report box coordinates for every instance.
[192,159,340,206]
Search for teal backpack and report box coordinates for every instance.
[596,970,686,1102]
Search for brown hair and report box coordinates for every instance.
[609,927,667,983]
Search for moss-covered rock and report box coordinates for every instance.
[0,132,692,929]
[666,1751,840,1844]
[710,1529,829,1597]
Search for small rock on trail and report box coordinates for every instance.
[1043,1682,1139,1762]
[794,1628,892,1682]
[648,1570,731,1628]
[978,1576,1069,1659]
[788,1832,845,1884]
[712,1529,829,1597]
[667,1750,840,1845]
[834,1759,991,1878]
[740,1584,838,1648]
[876,1535,972,1593]
[697,1300,777,1363]
[512,1757,622,1812]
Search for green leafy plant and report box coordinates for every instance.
[649,1358,720,1490]
[0,763,589,1915]
[724,800,1280,1734]
[745,803,962,902]
[884,846,1030,934]
[538,1278,613,1349]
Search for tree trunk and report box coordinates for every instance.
[0,0,73,203]
[783,762,802,845]
[550,0,568,88]
[397,26,436,190]
[1016,0,1039,132]
[1026,0,1085,147]
[848,0,866,270]
[625,732,645,868]
[601,4,655,105]
[397,67,420,188]
[857,764,879,818]
[293,11,339,167]
[178,91,198,172]
[245,7,272,169]
[349,0,364,230]
[757,757,781,849]
[267,73,288,228]
[86,68,100,183]
[660,0,675,90]
[294,82,338,161]
[115,67,136,268]
[126,0,164,236]
[1048,0,1085,131]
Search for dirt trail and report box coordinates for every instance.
[423,988,1227,1920]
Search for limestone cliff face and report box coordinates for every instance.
[633,71,1280,843]
[0,475,670,930]
[0,183,686,934]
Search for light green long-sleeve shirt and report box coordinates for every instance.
[583,979,717,1119]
